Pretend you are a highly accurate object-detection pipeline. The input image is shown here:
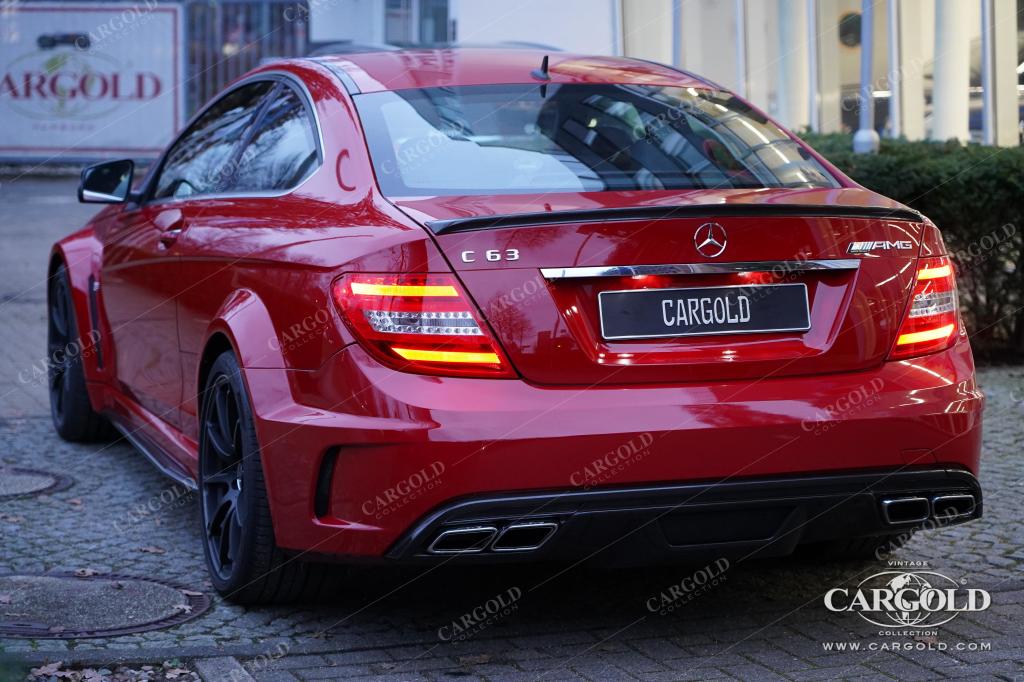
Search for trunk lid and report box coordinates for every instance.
[395,188,926,385]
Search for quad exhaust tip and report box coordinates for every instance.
[880,497,931,525]
[427,525,498,554]
[492,521,558,552]
[932,494,976,520]
[880,493,977,525]
[426,521,559,555]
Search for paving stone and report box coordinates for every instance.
[194,656,255,682]
[251,672,299,682]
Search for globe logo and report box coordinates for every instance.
[883,572,934,627]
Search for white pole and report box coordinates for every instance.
[806,0,819,132]
[606,0,622,56]
[980,0,995,145]
[672,0,682,67]
[886,0,902,138]
[734,0,748,98]
[853,0,879,153]
[932,0,971,142]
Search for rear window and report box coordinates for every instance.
[355,83,839,197]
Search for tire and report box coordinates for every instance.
[198,351,332,604]
[802,533,908,561]
[47,263,113,442]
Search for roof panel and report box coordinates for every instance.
[314,48,715,93]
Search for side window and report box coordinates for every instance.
[230,86,319,193]
[152,81,273,201]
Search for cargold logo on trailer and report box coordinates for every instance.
[0,47,162,120]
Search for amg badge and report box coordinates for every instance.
[848,240,915,254]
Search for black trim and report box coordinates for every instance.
[314,447,339,518]
[86,275,103,369]
[309,57,362,94]
[428,204,925,234]
[385,468,980,564]
[140,71,324,207]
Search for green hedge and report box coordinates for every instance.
[800,133,1024,361]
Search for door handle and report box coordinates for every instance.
[158,228,183,249]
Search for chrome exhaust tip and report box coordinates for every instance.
[491,521,558,552]
[427,525,498,554]
[932,494,976,520]
[880,497,931,525]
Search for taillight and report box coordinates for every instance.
[888,255,959,360]
[332,273,515,378]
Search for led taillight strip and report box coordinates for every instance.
[333,274,515,378]
[350,282,459,297]
[889,255,959,360]
[392,347,502,364]
[896,323,956,346]
[916,263,952,280]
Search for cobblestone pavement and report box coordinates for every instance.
[1,178,1022,681]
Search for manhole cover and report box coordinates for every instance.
[0,573,210,638]
[0,467,72,500]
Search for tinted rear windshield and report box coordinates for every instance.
[355,83,839,197]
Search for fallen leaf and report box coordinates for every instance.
[914,633,939,645]
[458,654,491,665]
[82,668,105,682]
[29,662,63,677]
[67,498,83,506]
[165,669,189,679]
[74,568,98,577]
[172,603,193,614]
[48,625,65,634]
[139,546,166,555]
[180,589,203,597]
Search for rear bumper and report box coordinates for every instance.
[246,338,984,559]
[385,468,982,563]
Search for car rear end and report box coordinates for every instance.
[256,70,983,564]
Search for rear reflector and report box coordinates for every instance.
[333,274,514,378]
[888,256,959,360]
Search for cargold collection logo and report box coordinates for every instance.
[1,43,162,120]
[824,565,991,628]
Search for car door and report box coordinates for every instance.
[174,80,323,437]
[100,80,274,429]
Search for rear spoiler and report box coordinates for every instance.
[427,204,924,235]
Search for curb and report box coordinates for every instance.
[193,656,255,682]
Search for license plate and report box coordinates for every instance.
[598,284,810,340]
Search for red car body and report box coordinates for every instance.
[53,50,983,568]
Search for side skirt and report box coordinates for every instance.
[109,416,197,490]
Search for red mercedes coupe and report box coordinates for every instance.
[50,49,984,603]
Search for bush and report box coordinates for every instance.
[800,133,1024,362]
